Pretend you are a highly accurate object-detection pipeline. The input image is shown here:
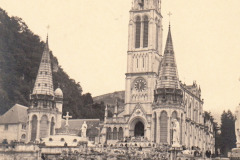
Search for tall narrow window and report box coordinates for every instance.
[160,111,168,143]
[107,127,112,140]
[143,16,149,48]
[143,57,144,68]
[135,16,141,48]
[137,59,138,68]
[156,24,159,50]
[118,127,123,140]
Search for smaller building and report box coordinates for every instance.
[0,104,27,143]
[56,119,100,142]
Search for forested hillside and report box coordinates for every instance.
[0,8,105,120]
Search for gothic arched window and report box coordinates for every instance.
[107,127,112,140]
[160,111,168,143]
[118,127,123,140]
[31,115,38,141]
[113,127,118,140]
[40,115,49,138]
[143,16,149,48]
[135,16,141,48]
[154,112,157,142]
[50,117,54,135]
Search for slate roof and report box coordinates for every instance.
[0,104,28,124]
[32,36,54,96]
[157,25,180,89]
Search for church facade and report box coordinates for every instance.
[102,0,215,153]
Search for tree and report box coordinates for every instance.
[220,110,236,156]
[0,7,108,121]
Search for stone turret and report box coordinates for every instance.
[27,35,58,142]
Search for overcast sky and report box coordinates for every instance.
[1,0,240,118]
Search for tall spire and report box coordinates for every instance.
[157,25,179,89]
[32,35,54,96]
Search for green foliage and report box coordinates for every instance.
[219,110,236,156]
[0,8,105,120]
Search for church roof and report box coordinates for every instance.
[32,36,54,96]
[157,25,180,89]
[0,104,28,124]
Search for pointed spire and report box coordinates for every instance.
[157,25,180,89]
[32,35,54,96]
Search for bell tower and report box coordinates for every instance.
[26,36,58,142]
[124,0,163,116]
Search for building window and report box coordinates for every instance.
[135,16,141,48]
[118,127,124,140]
[45,72,47,75]
[45,84,47,87]
[4,125,8,130]
[160,111,168,143]
[156,23,159,50]
[113,127,118,140]
[107,127,112,140]
[21,134,26,140]
[143,16,149,48]
[43,101,47,108]
[143,58,144,68]
[22,124,26,130]
[38,83,40,87]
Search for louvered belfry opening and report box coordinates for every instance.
[143,16,149,48]
[135,16,141,48]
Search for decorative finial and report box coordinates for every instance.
[167,12,172,26]
[46,25,50,43]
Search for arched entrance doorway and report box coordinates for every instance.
[134,121,144,137]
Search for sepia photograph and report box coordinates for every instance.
[0,0,240,159]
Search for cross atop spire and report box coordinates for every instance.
[46,25,50,46]
[167,12,172,25]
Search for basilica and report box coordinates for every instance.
[0,0,216,158]
[101,0,215,153]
